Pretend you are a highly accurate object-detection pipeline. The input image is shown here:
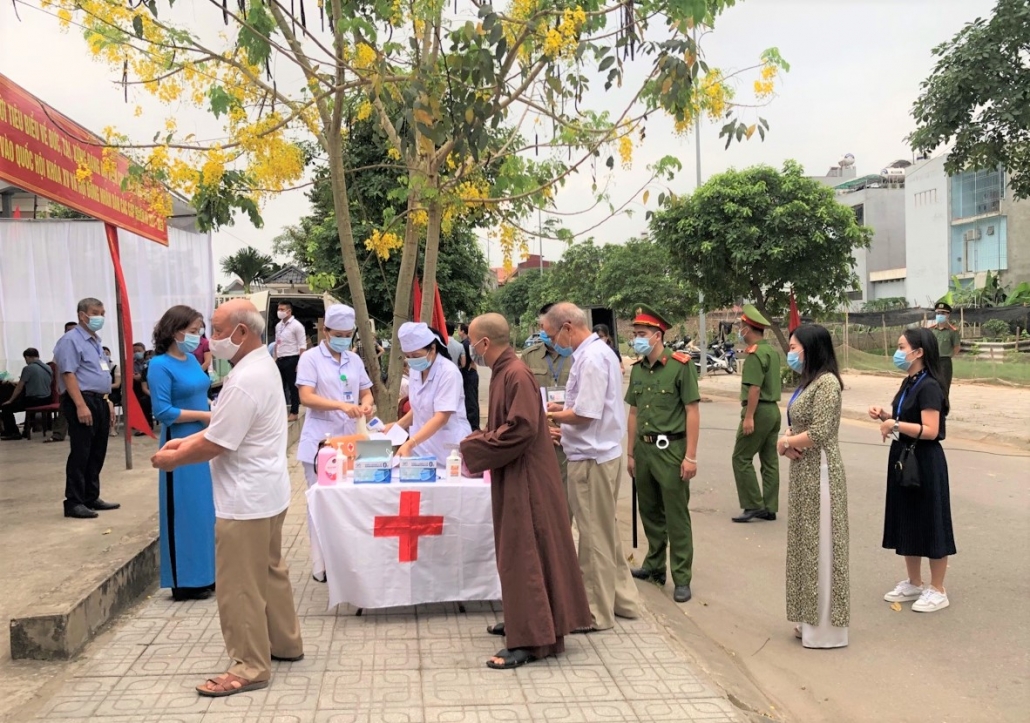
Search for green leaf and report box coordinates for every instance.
[132,15,144,39]
[208,86,236,118]
[606,156,615,169]
[238,0,275,67]
[599,56,616,72]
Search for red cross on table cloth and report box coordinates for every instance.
[373,491,445,562]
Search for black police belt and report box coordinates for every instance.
[638,431,686,449]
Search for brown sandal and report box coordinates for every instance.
[196,672,269,697]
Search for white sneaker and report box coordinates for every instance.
[911,587,949,613]
[884,580,924,603]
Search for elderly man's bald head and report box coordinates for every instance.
[469,313,511,346]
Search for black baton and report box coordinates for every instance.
[631,476,638,549]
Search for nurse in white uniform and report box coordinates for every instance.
[388,322,472,464]
[296,304,374,581]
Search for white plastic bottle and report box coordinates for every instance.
[446,448,462,480]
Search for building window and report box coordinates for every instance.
[914,188,938,206]
[851,204,864,225]
[951,168,1004,220]
[846,290,863,301]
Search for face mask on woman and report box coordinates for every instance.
[177,333,201,354]
[328,336,352,353]
[407,354,432,372]
[787,351,804,373]
[893,349,914,371]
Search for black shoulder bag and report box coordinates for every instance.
[893,432,921,489]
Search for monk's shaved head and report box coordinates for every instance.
[469,313,511,346]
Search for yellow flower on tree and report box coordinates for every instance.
[618,135,633,169]
[365,229,404,260]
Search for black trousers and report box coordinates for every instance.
[938,357,953,402]
[276,355,301,414]
[133,379,153,427]
[2,394,51,436]
[462,369,480,431]
[63,393,110,511]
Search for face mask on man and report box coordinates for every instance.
[552,326,573,358]
[277,310,288,320]
[87,315,105,332]
[470,338,488,367]
[328,336,352,353]
[936,314,947,325]
[134,351,144,360]
[632,334,655,356]
[210,325,244,360]
[538,329,551,347]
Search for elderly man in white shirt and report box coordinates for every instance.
[275,300,307,421]
[152,298,303,698]
[543,302,641,632]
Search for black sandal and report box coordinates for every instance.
[486,622,505,636]
[486,648,537,670]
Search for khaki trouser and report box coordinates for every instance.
[567,457,641,630]
[215,509,303,682]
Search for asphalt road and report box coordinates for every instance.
[482,363,1030,722]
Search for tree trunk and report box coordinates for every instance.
[325,133,387,402]
[751,284,789,354]
[419,193,442,326]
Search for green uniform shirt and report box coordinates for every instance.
[624,348,700,434]
[740,339,781,403]
[522,343,571,388]
[932,326,961,358]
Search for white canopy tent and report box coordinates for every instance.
[0,219,214,376]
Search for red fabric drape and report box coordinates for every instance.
[411,276,448,343]
[105,224,155,438]
[788,291,802,334]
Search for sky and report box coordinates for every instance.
[0,0,997,285]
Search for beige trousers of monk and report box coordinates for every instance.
[567,457,641,630]
[215,509,304,682]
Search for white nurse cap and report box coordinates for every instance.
[398,322,437,352]
[324,304,356,331]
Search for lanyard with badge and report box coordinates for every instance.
[786,385,805,428]
[545,353,567,405]
[894,371,926,419]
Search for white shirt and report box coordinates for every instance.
[205,348,291,520]
[560,333,626,464]
[295,342,373,465]
[275,316,307,358]
[407,356,472,465]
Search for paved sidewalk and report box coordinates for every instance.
[29,461,744,723]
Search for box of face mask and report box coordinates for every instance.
[353,457,392,484]
[399,456,437,483]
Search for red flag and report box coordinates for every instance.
[412,276,422,322]
[105,224,155,438]
[788,290,802,334]
[432,284,448,344]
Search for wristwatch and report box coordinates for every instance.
[892,421,900,436]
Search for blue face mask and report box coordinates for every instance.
[632,336,654,356]
[935,314,947,325]
[134,351,144,360]
[87,315,104,332]
[407,355,432,372]
[552,326,573,357]
[328,336,352,353]
[787,351,804,373]
[538,330,551,347]
[737,329,746,343]
[893,349,913,371]
[177,333,201,354]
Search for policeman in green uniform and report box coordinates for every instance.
[731,304,782,523]
[625,304,700,603]
[930,301,961,401]
[523,303,573,518]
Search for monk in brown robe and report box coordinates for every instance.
[460,313,592,670]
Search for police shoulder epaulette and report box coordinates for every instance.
[671,351,692,365]
[745,344,758,354]
[630,357,644,366]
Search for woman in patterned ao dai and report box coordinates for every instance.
[777,325,850,649]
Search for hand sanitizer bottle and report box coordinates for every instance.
[446,448,462,480]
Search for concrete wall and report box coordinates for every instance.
[838,187,906,304]
[1002,193,1030,286]
[905,156,951,306]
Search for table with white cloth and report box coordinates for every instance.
[306,476,502,610]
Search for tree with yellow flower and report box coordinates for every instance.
[32,0,787,418]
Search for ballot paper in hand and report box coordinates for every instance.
[384,424,409,447]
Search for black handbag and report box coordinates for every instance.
[893,442,921,489]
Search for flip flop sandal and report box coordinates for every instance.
[794,625,802,640]
[196,673,269,697]
[571,627,599,635]
[486,622,505,636]
[486,648,537,670]
[272,653,305,662]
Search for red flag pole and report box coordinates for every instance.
[105,224,155,470]
[412,276,423,322]
[433,284,448,343]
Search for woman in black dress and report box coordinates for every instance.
[868,328,955,613]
